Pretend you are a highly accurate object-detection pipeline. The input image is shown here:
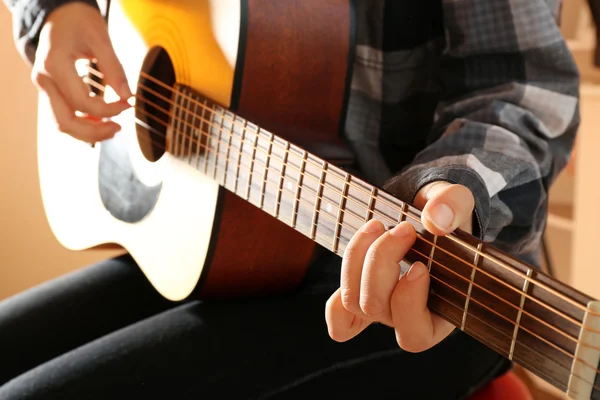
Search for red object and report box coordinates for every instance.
[469,371,533,400]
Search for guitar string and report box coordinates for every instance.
[115,100,600,382]
[127,78,600,330]
[430,291,590,398]
[127,98,600,353]
[130,69,600,318]
[83,73,599,338]
[88,66,598,319]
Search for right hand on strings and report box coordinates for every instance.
[31,2,132,143]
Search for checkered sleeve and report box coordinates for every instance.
[3,0,99,64]
[383,0,580,263]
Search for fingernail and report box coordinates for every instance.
[406,262,427,282]
[361,219,384,233]
[425,203,454,230]
[389,222,412,237]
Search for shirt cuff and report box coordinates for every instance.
[13,0,99,64]
[382,165,491,239]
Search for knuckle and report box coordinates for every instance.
[359,296,384,317]
[340,289,360,313]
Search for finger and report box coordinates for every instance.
[35,73,121,142]
[391,262,455,353]
[92,34,132,100]
[340,219,385,315]
[39,55,130,118]
[416,182,474,236]
[359,221,416,325]
[325,288,372,342]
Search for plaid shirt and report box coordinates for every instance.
[6,0,580,267]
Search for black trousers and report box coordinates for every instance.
[0,252,510,399]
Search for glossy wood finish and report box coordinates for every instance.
[236,0,355,165]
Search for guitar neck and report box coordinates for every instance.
[142,82,600,399]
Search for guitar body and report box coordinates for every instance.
[36,1,600,398]
[36,0,355,301]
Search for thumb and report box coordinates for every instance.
[415,181,474,236]
[93,37,132,101]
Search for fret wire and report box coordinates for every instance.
[137,79,596,321]
[366,186,377,222]
[171,88,180,156]
[172,89,184,156]
[163,125,595,350]
[432,291,590,395]
[462,242,482,330]
[181,90,190,158]
[199,98,210,166]
[311,161,327,240]
[213,105,225,180]
[191,97,201,168]
[430,264,587,367]
[333,173,351,255]
[398,202,408,223]
[187,91,199,165]
[223,113,234,189]
[292,151,308,229]
[234,120,247,194]
[246,127,259,201]
[427,235,438,272]
[260,133,274,210]
[182,88,191,160]
[202,100,212,175]
[275,142,290,218]
[165,92,174,153]
[184,90,194,163]
[177,88,188,160]
[187,90,196,162]
[510,268,534,360]
[149,88,595,329]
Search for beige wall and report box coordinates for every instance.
[0,6,116,300]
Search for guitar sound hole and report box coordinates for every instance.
[135,46,176,162]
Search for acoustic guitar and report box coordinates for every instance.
[35,1,598,398]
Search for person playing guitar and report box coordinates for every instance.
[0,0,579,398]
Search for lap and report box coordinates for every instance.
[0,254,510,399]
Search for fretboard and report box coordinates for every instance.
[160,84,600,399]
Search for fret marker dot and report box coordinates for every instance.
[326,203,332,213]
[287,182,293,190]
